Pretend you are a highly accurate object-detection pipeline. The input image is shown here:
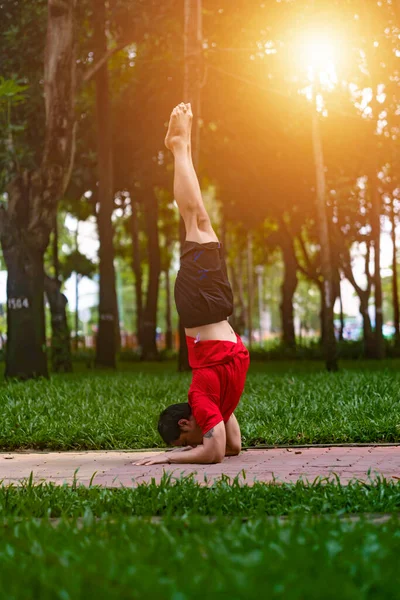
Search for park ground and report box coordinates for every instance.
[0,359,400,598]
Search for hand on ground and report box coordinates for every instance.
[134,454,171,466]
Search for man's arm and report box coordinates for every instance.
[225,414,242,456]
[169,422,226,464]
[135,422,226,466]
[166,415,241,458]
[166,445,194,453]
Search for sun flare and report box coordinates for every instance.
[298,34,339,88]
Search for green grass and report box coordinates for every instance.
[1,477,400,598]
[0,360,400,450]
[1,514,400,599]
[2,359,399,599]
[1,476,400,518]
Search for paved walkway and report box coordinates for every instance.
[1,446,399,487]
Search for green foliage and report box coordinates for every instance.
[0,0,47,179]
[0,76,29,106]
[0,76,29,187]
[60,250,96,281]
[1,361,400,450]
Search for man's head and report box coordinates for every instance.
[158,403,203,446]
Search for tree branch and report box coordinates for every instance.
[340,242,365,300]
[81,40,129,86]
[297,263,313,280]
[365,241,373,294]
[298,232,312,271]
[296,232,320,282]
[63,121,77,196]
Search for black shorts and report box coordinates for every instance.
[174,241,234,328]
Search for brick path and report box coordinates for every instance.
[1,446,399,487]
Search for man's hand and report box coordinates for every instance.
[134,453,171,466]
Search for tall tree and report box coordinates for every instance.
[311,106,338,371]
[370,171,384,358]
[0,0,77,379]
[159,192,178,351]
[390,194,400,346]
[93,0,118,367]
[141,188,161,359]
[277,219,298,348]
[45,212,72,372]
[129,197,144,347]
[44,214,72,373]
[44,275,72,372]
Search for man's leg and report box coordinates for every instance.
[165,103,218,244]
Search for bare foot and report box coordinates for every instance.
[165,102,193,152]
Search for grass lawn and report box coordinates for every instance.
[1,476,400,518]
[0,359,400,450]
[0,478,399,599]
[1,514,400,599]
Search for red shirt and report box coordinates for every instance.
[187,335,250,435]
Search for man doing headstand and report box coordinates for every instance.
[136,103,249,466]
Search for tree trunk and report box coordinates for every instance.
[370,175,384,358]
[280,266,297,347]
[339,286,344,342]
[360,295,375,358]
[229,253,246,335]
[178,223,190,370]
[183,0,202,167]
[391,197,400,345]
[141,191,161,360]
[165,268,173,351]
[311,108,337,371]
[47,215,72,371]
[247,230,254,348]
[3,238,47,379]
[179,0,203,371]
[75,273,80,351]
[93,0,118,368]
[236,250,247,334]
[319,270,340,345]
[44,275,72,373]
[74,221,79,351]
[279,223,298,348]
[0,0,77,379]
[130,196,143,347]
[53,215,59,280]
[318,281,326,345]
[363,32,384,358]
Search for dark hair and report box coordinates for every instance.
[158,403,192,444]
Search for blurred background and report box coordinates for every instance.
[0,0,399,371]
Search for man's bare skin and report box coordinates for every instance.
[137,414,241,466]
[135,103,242,467]
[165,104,237,344]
